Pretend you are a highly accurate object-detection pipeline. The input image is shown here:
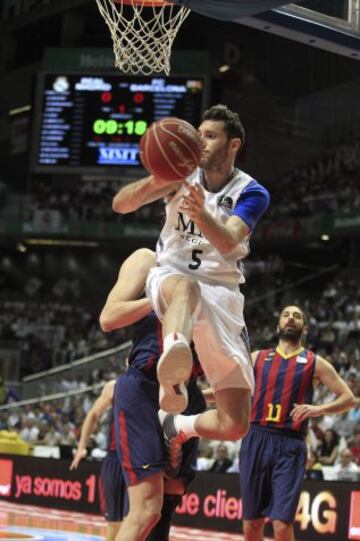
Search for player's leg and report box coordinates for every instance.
[106,522,122,541]
[163,378,250,440]
[161,386,250,477]
[147,383,205,537]
[147,269,201,412]
[116,473,164,541]
[272,520,296,541]
[192,385,250,440]
[240,428,273,541]
[243,519,266,541]
[269,435,306,541]
[114,373,167,540]
[146,478,184,541]
[100,452,127,541]
[159,273,200,339]
[146,494,181,541]
[176,282,252,439]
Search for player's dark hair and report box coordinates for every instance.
[202,104,246,150]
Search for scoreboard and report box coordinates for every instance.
[32,73,205,173]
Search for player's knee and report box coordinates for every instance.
[143,509,162,531]
[127,506,161,531]
[164,275,200,306]
[143,498,162,527]
[171,276,200,297]
[244,520,263,534]
[273,519,292,539]
[133,248,156,268]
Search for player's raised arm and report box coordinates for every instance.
[99,248,155,332]
[112,174,181,214]
[113,118,201,214]
[70,380,115,470]
[180,181,270,256]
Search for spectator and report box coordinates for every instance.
[196,442,214,471]
[318,429,340,466]
[208,443,233,473]
[350,432,360,465]
[333,449,359,474]
[332,412,356,439]
[305,449,323,480]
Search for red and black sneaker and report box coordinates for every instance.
[161,413,187,479]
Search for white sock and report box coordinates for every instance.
[158,409,168,425]
[174,414,200,439]
[163,332,189,351]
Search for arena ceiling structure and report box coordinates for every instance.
[171,0,360,58]
[240,0,360,59]
[1,1,358,59]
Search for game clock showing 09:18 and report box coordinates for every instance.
[34,73,204,172]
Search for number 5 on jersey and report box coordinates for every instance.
[189,249,203,270]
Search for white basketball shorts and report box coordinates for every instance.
[146,265,254,394]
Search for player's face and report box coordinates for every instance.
[198,120,233,169]
[277,306,306,343]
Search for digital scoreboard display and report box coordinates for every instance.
[32,73,205,173]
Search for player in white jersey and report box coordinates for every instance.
[112,105,269,453]
[156,166,253,285]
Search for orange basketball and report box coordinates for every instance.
[140,117,202,181]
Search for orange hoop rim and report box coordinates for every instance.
[114,0,173,6]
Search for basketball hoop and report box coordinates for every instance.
[95,0,190,75]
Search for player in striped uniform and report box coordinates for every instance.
[70,380,126,541]
[112,104,269,447]
[99,249,206,541]
[240,305,356,541]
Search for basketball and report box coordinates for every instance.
[140,117,202,181]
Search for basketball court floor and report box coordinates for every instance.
[0,501,275,541]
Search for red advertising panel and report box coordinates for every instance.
[0,454,358,541]
[0,459,13,497]
[0,454,101,513]
[349,491,360,540]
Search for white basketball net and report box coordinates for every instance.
[95,0,190,75]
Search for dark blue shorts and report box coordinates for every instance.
[240,425,307,522]
[99,451,128,522]
[114,368,206,487]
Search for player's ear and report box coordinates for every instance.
[230,137,241,153]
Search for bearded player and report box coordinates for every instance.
[240,305,356,541]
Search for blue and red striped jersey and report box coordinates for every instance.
[251,347,316,435]
[128,311,203,381]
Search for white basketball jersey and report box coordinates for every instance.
[156,167,255,286]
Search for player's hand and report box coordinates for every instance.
[180,182,206,220]
[69,447,87,470]
[290,403,323,422]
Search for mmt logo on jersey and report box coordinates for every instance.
[175,212,202,237]
[0,459,14,496]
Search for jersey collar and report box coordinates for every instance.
[276,345,304,359]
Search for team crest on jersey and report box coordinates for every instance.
[265,350,276,361]
[296,356,308,363]
[219,195,233,209]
